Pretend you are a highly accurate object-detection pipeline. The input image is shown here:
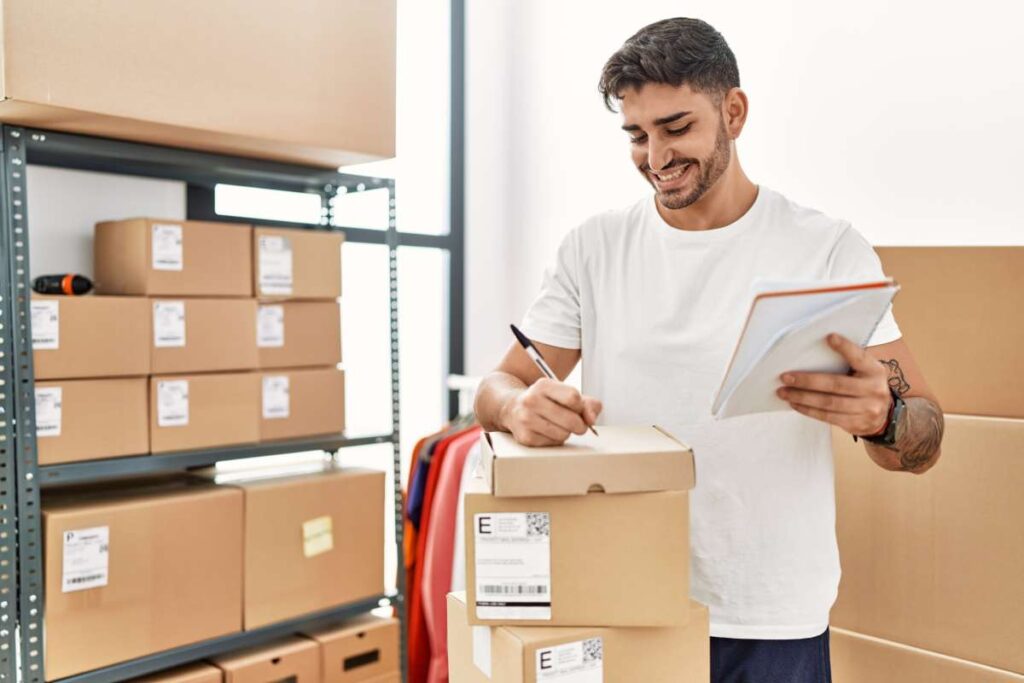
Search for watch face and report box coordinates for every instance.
[867,392,904,446]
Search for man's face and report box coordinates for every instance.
[620,83,733,210]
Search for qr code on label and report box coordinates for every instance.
[582,638,603,662]
[526,512,550,537]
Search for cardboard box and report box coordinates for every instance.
[259,368,345,441]
[831,416,1024,673]
[830,628,1024,683]
[149,373,259,453]
[204,464,385,629]
[0,1,394,168]
[94,218,252,297]
[447,592,709,682]
[481,425,695,497]
[303,614,399,683]
[877,247,1024,418]
[35,377,149,465]
[464,476,690,627]
[150,299,259,374]
[130,662,223,683]
[212,637,319,683]
[31,295,150,379]
[43,478,243,681]
[253,227,344,300]
[257,301,342,368]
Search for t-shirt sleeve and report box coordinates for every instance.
[827,224,902,346]
[519,227,582,350]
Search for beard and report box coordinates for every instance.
[646,116,732,211]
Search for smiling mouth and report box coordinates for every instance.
[651,162,694,188]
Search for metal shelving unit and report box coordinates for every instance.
[0,125,413,682]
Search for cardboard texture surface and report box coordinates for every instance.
[831,416,1024,673]
[207,465,385,629]
[149,373,260,453]
[253,227,344,300]
[877,247,1024,418]
[43,480,243,681]
[212,636,319,683]
[830,629,1024,683]
[150,298,259,374]
[31,295,150,379]
[259,368,346,441]
[0,1,395,167]
[35,377,149,465]
[481,425,695,497]
[94,219,252,296]
[130,662,223,683]
[257,301,342,368]
[304,614,400,683]
[447,592,709,682]
[464,477,689,627]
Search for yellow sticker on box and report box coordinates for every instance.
[302,515,334,558]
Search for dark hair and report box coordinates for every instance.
[598,18,740,112]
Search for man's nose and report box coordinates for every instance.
[648,138,673,173]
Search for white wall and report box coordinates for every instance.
[464,0,1024,375]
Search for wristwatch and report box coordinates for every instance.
[856,388,906,446]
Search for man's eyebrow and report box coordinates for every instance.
[621,111,692,132]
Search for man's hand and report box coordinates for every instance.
[776,333,892,436]
[499,378,603,446]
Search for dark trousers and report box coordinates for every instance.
[711,628,832,683]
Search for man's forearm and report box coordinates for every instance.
[864,396,945,474]
[475,371,528,432]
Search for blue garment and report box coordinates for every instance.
[406,439,440,530]
[711,629,831,683]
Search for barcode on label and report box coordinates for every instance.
[480,584,549,595]
[67,574,105,585]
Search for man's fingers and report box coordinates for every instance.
[777,387,863,414]
[780,370,872,397]
[826,333,879,374]
[581,396,603,426]
[538,396,589,435]
[787,403,860,432]
[526,411,573,442]
[540,380,585,412]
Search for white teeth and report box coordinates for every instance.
[656,164,690,182]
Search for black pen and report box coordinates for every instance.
[510,324,599,436]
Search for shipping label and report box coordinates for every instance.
[31,299,60,350]
[257,304,286,347]
[474,511,551,620]
[258,235,294,295]
[62,526,110,592]
[153,300,186,348]
[536,638,604,682]
[152,223,184,271]
[34,387,63,438]
[157,379,189,427]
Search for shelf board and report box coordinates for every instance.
[39,433,396,487]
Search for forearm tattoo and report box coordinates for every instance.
[874,359,944,473]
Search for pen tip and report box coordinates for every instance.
[510,324,531,349]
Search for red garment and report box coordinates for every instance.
[422,428,481,683]
[399,435,432,623]
[408,427,474,683]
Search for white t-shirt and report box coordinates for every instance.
[520,186,901,640]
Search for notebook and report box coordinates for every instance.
[712,278,900,419]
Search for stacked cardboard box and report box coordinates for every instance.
[829,247,1024,679]
[448,426,710,681]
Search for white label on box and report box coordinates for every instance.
[536,639,603,682]
[472,626,493,678]
[302,515,334,558]
[157,380,189,427]
[262,375,290,419]
[256,305,285,348]
[62,526,110,593]
[474,512,551,620]
[31,300,60,350]
[258,235,293,295]
[34,387,63,438]
[153,300,186,348]
[152,223,184,271]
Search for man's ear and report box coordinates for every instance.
[722,87,749,139]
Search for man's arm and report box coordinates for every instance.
[778,334,944,474]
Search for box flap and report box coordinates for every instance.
[480,425,695,497]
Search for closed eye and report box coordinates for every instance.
[629,122,693,144]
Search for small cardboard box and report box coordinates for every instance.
[831,415,1024,673]
[31,294,150,379]
[830,628,1024,683]
[464,477,690,627]
[35,377,149,465]
[204,464,385,629]
[130,662,223,683]
[150,298,259,374]
[253,227,344,300]
[303,614,399,683]
[256,301,342,368]
[480,425,695,497]
[149,373,260,453]
[212,637,320,683]
[94,218,252,297]
[43,478,243,681]
[447,592,709,682]
[259,368,345,441]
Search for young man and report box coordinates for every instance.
[475,17,945,683]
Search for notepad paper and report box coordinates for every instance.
[712,279,899,419]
